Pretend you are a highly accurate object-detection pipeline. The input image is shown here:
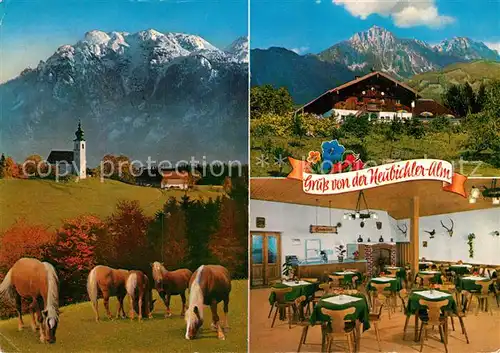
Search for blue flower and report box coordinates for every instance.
[321,140,345,162]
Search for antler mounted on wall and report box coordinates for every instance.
[424,229,436,239]
[440,218,454,237]
[397,223,408,237]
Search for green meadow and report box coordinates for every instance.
[0,280,247,353]
[0,178,224,231]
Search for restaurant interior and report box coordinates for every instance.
[249,178,500,352]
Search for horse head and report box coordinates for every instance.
[41,309,59,344]
[185,305,203,340]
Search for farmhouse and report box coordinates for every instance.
[47,121,86,179]
[160,171,189,190]
[297,71,455,122]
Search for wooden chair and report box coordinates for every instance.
[321,307,357,353]
[312,283,331,306]
[370,292,385,351]
[417,299,450,353]
[471,280,494,315]
[269,287,294,328]
[417,274,434,288]
[329,275,346,290]
[370,282,394,319]
[386,268,399,278]
[404,269,413,290]
[399,289,412,340]
[296,295,327,352]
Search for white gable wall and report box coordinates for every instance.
[389,208,500,265]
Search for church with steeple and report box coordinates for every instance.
[47,121,87,179]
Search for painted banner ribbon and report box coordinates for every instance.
[288,157,467,197]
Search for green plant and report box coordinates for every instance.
[467,233,476,258]
[282,259,296,277]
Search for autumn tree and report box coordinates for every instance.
[23,154,49,178]
[0,220,54,271]
[103,200,152,270]
[147,198,188,268]
[1,156,19,178]
[44,215,106,304]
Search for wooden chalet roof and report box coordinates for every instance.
[297,71,422,115]
[161,170,189,180]
[414,99,455,117]
[47,150,74,163]
[250,178,499,220]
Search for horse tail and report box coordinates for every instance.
[126,272,138,298]
[87,267,99,310]
[0,268,15,305]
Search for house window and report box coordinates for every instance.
[82,144,84,149]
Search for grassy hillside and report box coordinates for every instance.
[0,178,224,231]
[406,60,500,102]
[0,280,247,353]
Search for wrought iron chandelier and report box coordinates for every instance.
[343,190,378,220]
[469,179,500,205]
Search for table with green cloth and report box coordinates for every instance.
[332,271,363,285]
[417,270,443,284]
[457,276,493,291]
[310,293,371,352]
[405,289,457,341]
[449,264,472,276]
[269,280,318,304]
[367,277,401,292]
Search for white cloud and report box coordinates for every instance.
[291,46,310,54]
[315,0,321,4]
[332,0,455,28]
[485,42,500,55]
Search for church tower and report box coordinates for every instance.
[73,120,86,179]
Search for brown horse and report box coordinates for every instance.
[151,261,192,317]
[184,265,231,340]
[87,265,129,321]
[0,258,60,343]
[126,270,156,320]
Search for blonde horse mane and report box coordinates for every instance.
[187,265,205,320]
[42,262,59,320]
[151,261,168,283]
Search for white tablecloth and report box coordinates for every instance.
[323,295,362,305]
[371,277,396,282]
[282,281,312,287]
[461,276,487,281]
[416,290,452,300]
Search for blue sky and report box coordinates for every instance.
[251,0,500,54]
[0,0,247,82]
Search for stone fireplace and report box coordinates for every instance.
[360,243,397,276]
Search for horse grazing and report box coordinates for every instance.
[87,265,129,321]
[126,270,155,320]
[151,262,192,317]
[0,258,60,343]
[185,265,231,340]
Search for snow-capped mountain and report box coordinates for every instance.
[318,26,499,78]
[251,26,500,103]
[0,30,248,164]
[226,36,249,63]
[433,37,500,61]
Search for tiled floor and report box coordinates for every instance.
[250,288,500,352]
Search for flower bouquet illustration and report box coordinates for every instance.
[301,140,365,174]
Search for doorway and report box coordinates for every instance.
[250,232,281,287]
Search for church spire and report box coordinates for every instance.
[74,120,85,141]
